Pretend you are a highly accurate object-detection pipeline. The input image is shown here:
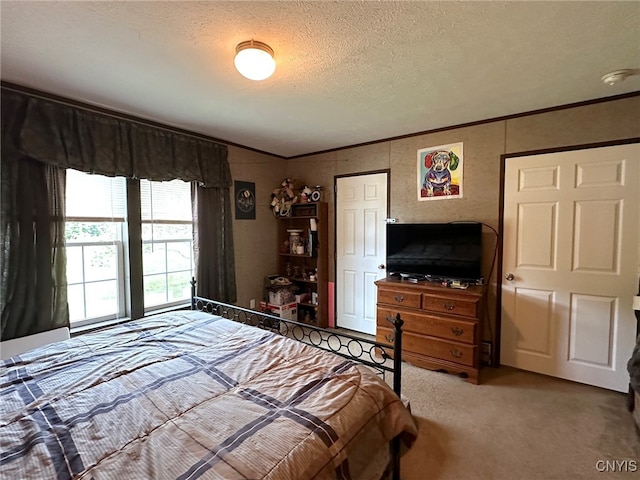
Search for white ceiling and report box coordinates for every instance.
[1,1,639,158]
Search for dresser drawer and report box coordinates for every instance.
[377,307,477,344]
[422,293,479,319]
[376,328,397,347]
[377,307,424,327]
[421,336,476,367]
[378,326,476,367]
[377,288,422,309]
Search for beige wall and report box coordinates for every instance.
[227,146,286,308]
[229,96,639,343]
[266,95,639,343]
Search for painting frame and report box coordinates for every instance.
[417,142,464,201]
[234,180,256,220]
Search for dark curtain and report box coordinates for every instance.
[2,89,230,187]
[1,85,235,340]
[0,158,68,341]
[192,183,237,303]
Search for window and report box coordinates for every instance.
[65,171,194,326]
[65,170,127,326]
[141,179,194,311]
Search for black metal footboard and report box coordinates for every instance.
[190,297,404,394]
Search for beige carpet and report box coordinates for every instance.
[396,365,639,480]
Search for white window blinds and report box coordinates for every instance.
[66,170,127,220]
[140,179,191,222]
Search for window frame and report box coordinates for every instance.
[64,235,127,327]
[65,173,194,329]
[142,220,194,313]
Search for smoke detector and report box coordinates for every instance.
[601,69,638,86]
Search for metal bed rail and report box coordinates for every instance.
[191,296,403,391]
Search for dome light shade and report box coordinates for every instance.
[234,40,275,81]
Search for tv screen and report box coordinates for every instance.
[386,222,482,281]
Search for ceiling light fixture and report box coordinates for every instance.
[234,40,275,81]
[601,68,639,86]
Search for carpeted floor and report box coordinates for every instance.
[396,364,640,480]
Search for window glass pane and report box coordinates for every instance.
[66,246,84,284]
[141,179,193,310]
[144,274,168,307]
[65,170,126,325]
[84,245,118,282]
[66,170,126,219]
[167,242,193,271]
[168,272,191,302]
[141,223,192,241]
[140,180,191,221]
[143,244,167,275]
[67,284,85,322]
[85,281,119,319]
[65,222,119,242]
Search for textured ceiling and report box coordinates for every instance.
[1,1,639,158]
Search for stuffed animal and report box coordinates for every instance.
[300,186,313,203]
[270,178,305,216]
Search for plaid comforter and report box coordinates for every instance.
[0,311,417,479]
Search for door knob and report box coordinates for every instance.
[378,264,385,269]
[505,273,515,281]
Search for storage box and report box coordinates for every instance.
[261,301,297,321]
[268,288,295,305]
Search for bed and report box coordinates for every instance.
[0,295,417,479]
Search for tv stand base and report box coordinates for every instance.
[404,353,479,384]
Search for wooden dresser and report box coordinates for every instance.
[375,277,486,384]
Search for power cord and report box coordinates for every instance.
[449,221,500,353]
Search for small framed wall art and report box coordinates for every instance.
[417,142,463,201]
[234,180,256,219]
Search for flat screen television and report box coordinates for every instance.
[386,222,482,282]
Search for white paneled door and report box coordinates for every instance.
[501,143,640,392]
[336,173,388,334]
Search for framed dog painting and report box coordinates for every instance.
[417,142,463,201]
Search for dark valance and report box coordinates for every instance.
[1,89,230,188]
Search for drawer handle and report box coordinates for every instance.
[385,315,396,323]
[443,303,455,310]
[450,348,463,359]
[394,295,404,302]
[451,326,464,336]
[384,334,395,344]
